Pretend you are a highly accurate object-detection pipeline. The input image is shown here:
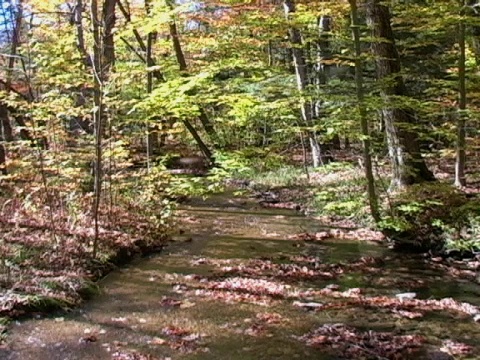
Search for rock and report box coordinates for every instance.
[395,292,417,301]
[292,301,323,310]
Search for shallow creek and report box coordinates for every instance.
[2,193,480,359]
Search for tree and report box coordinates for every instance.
[91,0,104,258]
[349,0,380,222]
[455,0,467,187]
[366,0,434,190]
[283,0,326,167]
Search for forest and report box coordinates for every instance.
[1,0,480,359]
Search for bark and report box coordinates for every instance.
[102,0,116,72]
[146,0,158,162]
[169,21,188,71]
[0,142,6,175]
[0,105,13,142]
[367,0,434,190]
[284,0,324,167]
[91,0,104,258]
[6,0,23,88]
[72,0,92,67]
[349,0,380,222]
[182,120,212,161]
[267,40,274,66]
[0,105,8,175]
[456,3,467,187]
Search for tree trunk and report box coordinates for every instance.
[6,0,23,88]
[165,1,214,159]
[284,0,324,167]
[349,0,380,222]
[145,0,159,162]
[169,21,188,71]
[102,0,116,73]
[118,1,214,161]
[0,105,13,142]
[91,0,104,258]
[72,0,92,67]
[366,0,434,190]
[455,2,467,187]
[0,141,6,175]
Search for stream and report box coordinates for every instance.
[2,193,480,359]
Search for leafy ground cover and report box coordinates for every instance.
[0,185,169,330]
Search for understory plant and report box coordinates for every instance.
[381,182,480,252]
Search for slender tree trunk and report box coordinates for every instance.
[165,5,216,144]
[0,105,13,142]
[72,0,92,67]
[0,104,8,175]
[349,0,380,222]
[0,140,6,175]
[118,1,214,160]
[366,0,434,190]
[145,0,158,163]
[102,0,116,73]
[316,15,337,156]
[91,0,104,259]
[182,120,212,161]
[456,2,467,187]
[267,39,274,66]
[284,0,324,167]
[6,0,23,88]
[169,22,188,71]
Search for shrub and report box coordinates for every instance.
[381,182,480,252]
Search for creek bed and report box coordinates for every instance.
[2,193,480,359]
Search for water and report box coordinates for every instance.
[2,193,480,359]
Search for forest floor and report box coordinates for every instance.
[0,198,168,338]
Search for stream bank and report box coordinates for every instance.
[2,192,480,359]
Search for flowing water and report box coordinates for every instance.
[2,193,480,359]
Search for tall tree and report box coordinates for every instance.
[349,0,380,222]
[366,0,434,190]
[102,0,116,72]
[284,0,325,167]
[91,0,104,258]
[456,1,467,187]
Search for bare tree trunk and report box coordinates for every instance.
[165,6,216,143]
[349,0,380,222]
[267,39,274,66]
[367,0,434,190]
[91,0,104,259]
[284,0,323,167]
[0,141,6,175]
[118,0,213,161]
[0,105,13,142]
[145,0,158,165]
[169,22,188,71]
[71,0,92,67]
[6,0,23,88]
[102,0,116,73]
[455,2,467,187]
